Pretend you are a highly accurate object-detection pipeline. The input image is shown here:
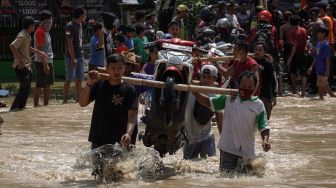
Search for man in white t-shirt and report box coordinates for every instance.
[193,71,271,173]
[183,65,223,159]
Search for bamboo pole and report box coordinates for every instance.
[96,73,238,95]
[194,53,255,62]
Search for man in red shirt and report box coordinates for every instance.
[287,15,308,97]
[213,39,259,94]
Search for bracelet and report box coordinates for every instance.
[86,83,93,88]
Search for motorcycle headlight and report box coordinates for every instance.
[168,56,183,66]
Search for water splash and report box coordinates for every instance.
[74,144,168,183]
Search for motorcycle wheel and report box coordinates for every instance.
[163,77,175,126]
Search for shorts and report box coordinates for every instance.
[219,150,242,173]
[290,53,309,76]
[34,61,54,87]
[65,56,84,81]
[317,75,329,87]
[183,135,216,159]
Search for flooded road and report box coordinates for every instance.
[0,96,335,187]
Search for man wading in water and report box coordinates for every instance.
[193,71,271,173]
[79,54,137,176]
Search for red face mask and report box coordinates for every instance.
[239,88,254,100]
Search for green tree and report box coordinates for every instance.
[176,0,211,40]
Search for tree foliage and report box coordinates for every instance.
[176,0,212,39]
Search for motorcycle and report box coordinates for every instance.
[140,38,194,157]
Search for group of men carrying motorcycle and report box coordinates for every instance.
[83,1,312,179]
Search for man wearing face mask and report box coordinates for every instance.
[33,10,54,107]
[192,71,271,173]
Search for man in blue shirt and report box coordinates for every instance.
[123,25,136,49]
[308,26,336,100]
[89,22,105,70]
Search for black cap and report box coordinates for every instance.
[315,0,328,8]
[217,1,226,6]
[101,12,116,29]
[22,16,37,29]
[309,7,320,15]
[126,25,136,32]
[107,54,124,64]
[40,10,53,21]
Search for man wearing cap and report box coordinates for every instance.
[33,10,55,107]
[183,65,223,159]
[9,16,48,111]
[172,4,188,39]
[101,12,118,58]
[63,7,86,103]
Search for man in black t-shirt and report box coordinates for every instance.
[79,54,137,150]
[254,42,278,120]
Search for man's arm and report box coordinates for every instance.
[79,71,99,107]
[120,109,137,148]
[66,36,76,63]
[308,57,316,74]
[9,37,24,68]
[260,129,271,152]
[325,58,331,76]
[287,44,296,67]
[192,92,211,108]
[78,83,92,107]
[213,62,235,77]
[34,32,49,74]
[126,109,137,135]
[251,64,260,96]
[35,44,48,66]
[215,111,223,134]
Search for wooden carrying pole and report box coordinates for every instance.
[195,53,255,62]
[96,72,238,95]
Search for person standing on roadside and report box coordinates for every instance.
[9,16,47,111]
[63,7,86,103]
[33,10,55,107]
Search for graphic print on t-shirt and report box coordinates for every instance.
[112,94,124,106]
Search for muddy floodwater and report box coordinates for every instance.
[0,96,335,188]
